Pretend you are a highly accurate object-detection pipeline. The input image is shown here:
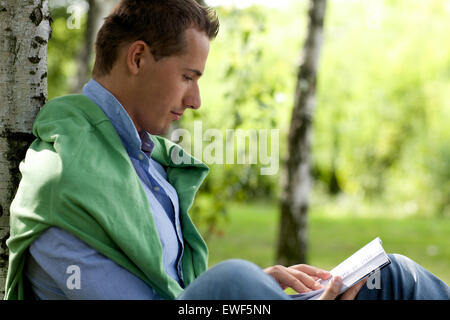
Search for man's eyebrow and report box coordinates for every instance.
[184,68,203,76]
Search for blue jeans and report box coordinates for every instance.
[177,254,450,300]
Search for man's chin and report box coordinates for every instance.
[146,124,172,136]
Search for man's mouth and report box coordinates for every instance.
[171,111,183,120]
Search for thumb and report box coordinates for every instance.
[319,276,342,300]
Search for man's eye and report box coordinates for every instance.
[183,75,193,81]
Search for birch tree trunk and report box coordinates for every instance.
[0,0,51,298]
[277,0,327,266]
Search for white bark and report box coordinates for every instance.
[0,0,50,298]
[277,0,327,266]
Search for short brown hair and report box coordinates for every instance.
[92,0,219,77]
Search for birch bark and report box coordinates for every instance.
[277,0,327,266]
[0,0,51,298]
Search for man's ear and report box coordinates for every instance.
[126,40,149,75]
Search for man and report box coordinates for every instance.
[4,0,450,300]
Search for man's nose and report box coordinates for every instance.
[183,83,201,110]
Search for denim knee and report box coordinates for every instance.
[178,258,288,300]
[356,253,418,300]
[388,254,419,279]
[389,253,415,265]
[207,259,264,284]
[385,253,450,299]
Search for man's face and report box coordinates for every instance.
[132,28,210,135]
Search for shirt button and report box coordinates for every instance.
[153,186,160,192]
[138,154,145,160]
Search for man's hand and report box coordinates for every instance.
[319,276,367,300]
[263,264,332,293]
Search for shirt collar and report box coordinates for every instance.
[82,79,154,158]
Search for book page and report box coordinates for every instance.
[290,237,390,300]
[318,237,390,293]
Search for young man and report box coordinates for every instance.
[4,0,450,300]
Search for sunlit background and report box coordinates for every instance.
[46,0,450,283]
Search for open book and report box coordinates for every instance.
[291,237,391,300]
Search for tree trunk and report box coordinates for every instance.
[0,0,51,298]
[69,0,117,93]
[277,0,327,266]
[329,124,342,195]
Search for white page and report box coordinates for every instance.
[318,237,390,294]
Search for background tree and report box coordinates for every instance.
[0,0,51,299]
[277,0,327,266]
[69,0,117,93]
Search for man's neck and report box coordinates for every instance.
[92,74,142,132]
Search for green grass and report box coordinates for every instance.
[201,201,450,285]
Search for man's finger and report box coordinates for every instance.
[280,271,312,293]
[264,265,311,293]
[319,276,342,300]
[289,264,331,280]
[286,268,323,291]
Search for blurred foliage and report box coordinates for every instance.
[313,0,450,218]
[183,5,295,236]
[48,4,86,98]
[47,0,450,236]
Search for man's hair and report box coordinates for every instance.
[92,0,220,77]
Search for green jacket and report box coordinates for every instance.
[4,94,209,300]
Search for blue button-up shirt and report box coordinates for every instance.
[25,79,185,299]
